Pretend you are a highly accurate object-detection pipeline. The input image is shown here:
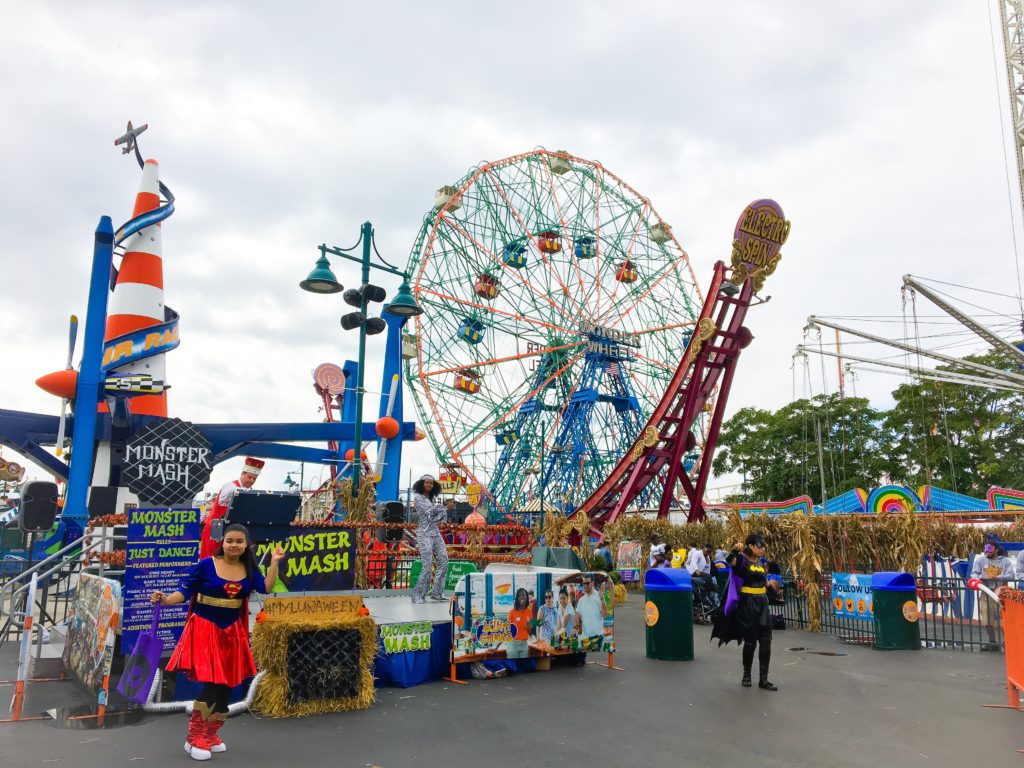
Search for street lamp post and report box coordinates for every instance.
[284,465,304,491]
[300,222,422,506]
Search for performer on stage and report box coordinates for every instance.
[199,457,265,559]
[711,532,778,691]
[411,474,453,604]
[152,523,284,761]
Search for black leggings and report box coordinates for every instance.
[199,683,231,714]
[741,624,772,677]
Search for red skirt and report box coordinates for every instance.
[166,614,256,687]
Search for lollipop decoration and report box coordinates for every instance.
[314,363,347,395]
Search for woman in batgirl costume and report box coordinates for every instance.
[711,532,778,691]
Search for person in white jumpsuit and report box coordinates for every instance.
[411,474,452,604]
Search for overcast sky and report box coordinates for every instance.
[1,2,1020,501]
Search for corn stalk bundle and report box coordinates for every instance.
[334,477,375,524]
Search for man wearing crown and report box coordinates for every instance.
[199,457,265,559]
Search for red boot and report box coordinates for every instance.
[207,714,227,753]
[184,710,212,761]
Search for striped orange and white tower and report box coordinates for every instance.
[104,159,168,417]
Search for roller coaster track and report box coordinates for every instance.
[574,260,755,533]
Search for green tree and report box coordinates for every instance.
[884,351,1024,492]
[713,394,891,503]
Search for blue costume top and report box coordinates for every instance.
[177,557,267,629]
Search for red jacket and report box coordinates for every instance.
[199,480,240,559]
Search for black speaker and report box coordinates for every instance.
[450,501,472,525]
[18,481,60,532]
[380,501,405,543]
[87,485,119,519]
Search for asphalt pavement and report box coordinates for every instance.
[0,598,1020,767]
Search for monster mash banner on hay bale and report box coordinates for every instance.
[253,527,357,592]
[63,573,121,701]
[451,570,614,661]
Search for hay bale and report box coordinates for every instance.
[251,614,378,718]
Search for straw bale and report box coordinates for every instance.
[250,614,378,718]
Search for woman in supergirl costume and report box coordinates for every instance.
[152,523,285,761]
[711,532,778,691]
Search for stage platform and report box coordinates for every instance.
[360,591,453,625]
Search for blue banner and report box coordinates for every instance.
[102,309,180,372]
[122,507,200,656]
[831,572,873,620]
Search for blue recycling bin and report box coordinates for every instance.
[871,572,920,650]
[644,568,694,660]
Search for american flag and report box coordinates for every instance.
[606,361,620,376]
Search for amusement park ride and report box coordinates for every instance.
[0,131,787,539]
[404,150,787,530]
[0,125,419,534]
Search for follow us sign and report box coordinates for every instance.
[831,573,874,620]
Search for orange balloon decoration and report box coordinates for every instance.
[344,448,369,461]
[375,416,400,440]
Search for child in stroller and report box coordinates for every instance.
[692,570,721,624]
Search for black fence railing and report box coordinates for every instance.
[363,552,418,590]
[775,576,873,645]
[776,571,1007,653]
[916,573,1004,652]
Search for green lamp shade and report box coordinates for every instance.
[300,255,343,294]
[384,280,423,317]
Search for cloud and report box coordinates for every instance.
[0,1,1016,500]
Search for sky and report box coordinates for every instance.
[1,1,1021,502]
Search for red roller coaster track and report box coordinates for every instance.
[574,260,756,534]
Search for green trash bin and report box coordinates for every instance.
[644,568,694,661]
[871,572,920,650]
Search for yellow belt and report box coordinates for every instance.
[196,594,243,608]
[741,586,766,595]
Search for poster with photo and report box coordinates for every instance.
[451,571,614,660]
[63,573,121,702]
[616,541,643,582]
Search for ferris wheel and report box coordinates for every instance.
[405,150,706,517]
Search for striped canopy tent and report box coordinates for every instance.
[516,499,563,514]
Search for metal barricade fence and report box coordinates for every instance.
[0,526,125,648]
[778,571,1006,652]
[1000,591,1024,707]
[916,573,1004,652]
[777,575,873,645]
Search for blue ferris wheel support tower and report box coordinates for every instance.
[540,337,644,514]
[488,350,571,516]
[488,330,645,517]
